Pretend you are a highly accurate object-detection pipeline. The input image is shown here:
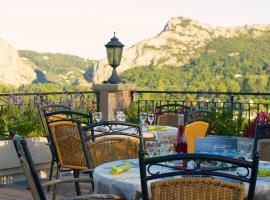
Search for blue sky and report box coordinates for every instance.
[0,0,269,59]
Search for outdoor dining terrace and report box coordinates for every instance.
[0,85,270,200]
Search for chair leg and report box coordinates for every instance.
[73,170,81,196]
[52,166,60,200]
[47,157,55,192]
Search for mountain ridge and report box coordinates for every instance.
[93,16,270,83]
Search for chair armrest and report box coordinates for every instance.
[63,194,123,200]
[41,177,93,187]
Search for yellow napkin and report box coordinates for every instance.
[111,161,132,175]
[147,126,168,132]
[258,168,270,177]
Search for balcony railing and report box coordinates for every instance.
[130,90,270,134]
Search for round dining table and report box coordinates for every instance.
[93,159,270,200]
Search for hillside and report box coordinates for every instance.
[93,16,270,85]
[0,38,36,86]
[120,32,270,92]
[19,50,98,85]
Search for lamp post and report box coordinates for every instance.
[103,32,125,84]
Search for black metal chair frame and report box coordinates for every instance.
[154,103,191,124]
[78,121,144,171]
[253,123,270,153]
[43,110,93,195]
[185,109,213,124]
[10,131,119,200]
[37,104,72,190]
[139,151,259,200]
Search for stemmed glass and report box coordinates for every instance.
[145,140,158,157]
[238,142,252,160]
[158,138,171,156]
[94,112,102,122]
[148,112,155,125]
[139,112,147,127]
[116,110,126,122]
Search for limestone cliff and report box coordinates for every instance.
[0,38,36,86]
[93,16,270,83]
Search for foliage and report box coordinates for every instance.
[210,109,246,136]
[244,112,270,138]
[123,105,139,123]
[19,50,97,85]
[120,32,270,93]
[0,105,42,138]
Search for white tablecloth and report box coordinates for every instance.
[93,159,270,200]
[142,126,177,142]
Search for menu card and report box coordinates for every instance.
[195,137,237,157]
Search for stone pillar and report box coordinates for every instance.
[93,84,136,120]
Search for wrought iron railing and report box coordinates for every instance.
[0,91,97,137]
[130,90,270,135]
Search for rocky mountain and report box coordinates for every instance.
[0,38,36,86]
[93,16,270,83]
[19,50,97,86]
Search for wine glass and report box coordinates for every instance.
[145,140,158,157]
[148,112,155,125]
[94,112,102,122]
[116,110,124,121]
[139,112,147,127]
[239,142,252,160]
[158,138,171,156]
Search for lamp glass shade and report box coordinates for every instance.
[106,47,123,67]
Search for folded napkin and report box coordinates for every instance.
[258,168,270,177]
[111,161,132,175]
[147,126,168,131]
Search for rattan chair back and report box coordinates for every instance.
[78,121,144,169]
[151,177,244,200]
[185,121,209,153]
[156,114,178,128]
[186,109,213,124]
[87,136,140,167]
[154,103,191,124]
[44,110,93,169]
[257,139,270,161]
[49,122,87,169]
[139,152,259,200]
[253,123,270,154]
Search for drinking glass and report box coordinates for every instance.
[116,110,124,121]
[145,140,158,157]
[239,142,252,160]
[148,113,155,125]
[158,138,171,156]
[94,112,102,122]
[139,112,147,127]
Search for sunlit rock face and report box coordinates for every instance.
[0,38,36,86]
[93,16,270,83]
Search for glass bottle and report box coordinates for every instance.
[174,113,187,169]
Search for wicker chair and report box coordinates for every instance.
[37,104,71,187]
[78,121,144,169]
[44,110,93,194]
[154,103,191,127]
[156,114,178,128]
[257,139,270,161]
[139,152,259,200]
[10,132,122,200]
[185,121,209,153]
[185,109,213,124]
[151,177,244,200]
[253,123,270,154]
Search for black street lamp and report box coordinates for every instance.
[103,32,125,84]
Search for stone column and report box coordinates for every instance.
[93,84,136,120]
